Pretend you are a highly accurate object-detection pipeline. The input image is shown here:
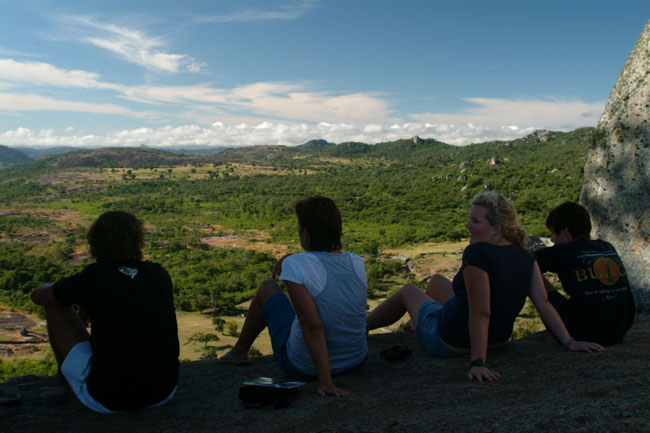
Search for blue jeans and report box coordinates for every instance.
[260,293,315,381]
[415,300,458,357]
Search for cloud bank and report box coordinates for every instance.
[410,97,604,130]
[1,58,603,147]
[0,117,590,149]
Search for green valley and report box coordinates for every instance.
[0,128,589,375]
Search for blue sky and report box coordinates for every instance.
[1,1,648,147]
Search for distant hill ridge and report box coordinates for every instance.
[1,128,592,175]
[0,145,32,167]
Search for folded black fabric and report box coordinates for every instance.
[238,385,299,409]
[380,345,412,362]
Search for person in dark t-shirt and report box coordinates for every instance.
[31,211,179,413]
[367,192,604,383]
[535,201,635,345]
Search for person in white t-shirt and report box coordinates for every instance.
[221,196,368,397]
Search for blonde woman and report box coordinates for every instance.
[366,192,603,381]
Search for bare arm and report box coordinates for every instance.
[30,283,61,307]
[271,254,293,280]
[529,262,604,353]
[464,265,501,382]
[541,274,557,295]
[285,280,349,397]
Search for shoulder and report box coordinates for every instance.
[68,262,102,281]
[593,239,618,251]
[284,252,319,267]
[464,243,532,263]
[342,252,364,265]
[142,260,168,273]
[463,242,502,258]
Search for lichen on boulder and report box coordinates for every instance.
[581,19,650,310]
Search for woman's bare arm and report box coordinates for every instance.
[285,280,350,396]
[465,265,501,382]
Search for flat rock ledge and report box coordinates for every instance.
[2,314,649,433]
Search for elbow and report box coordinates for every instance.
[30,289,44,305]
[302,321,325,337]
[30,283,53,306]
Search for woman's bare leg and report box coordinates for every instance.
[44,306,90,372]
[227,279,282,359]
[367,284,431,331]
[400,275,453,331]
[426,274,454,304]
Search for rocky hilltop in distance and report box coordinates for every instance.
[581,19,650,309]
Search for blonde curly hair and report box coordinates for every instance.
[471,191,528,248]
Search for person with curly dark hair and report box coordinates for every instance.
[222,196,367,397]
[367,192,604,382]
[31,211,179,413]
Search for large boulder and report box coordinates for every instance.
[581,20,650,310]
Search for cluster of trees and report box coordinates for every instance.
[147,243,277,313]
[0,243,81,313]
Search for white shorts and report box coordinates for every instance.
[61,341,176,413]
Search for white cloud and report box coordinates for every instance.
[0,59,393,124]
[118,81,394,124]
[0,92,155,118]
[0,62,604,147]
[410,97,605,131]
[0,59,122,90]
[0,120,538,148]
[0,47,45,58]
[199,0,317,23]
[61,15,201,73]
[226,83,394,123]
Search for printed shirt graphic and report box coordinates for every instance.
[536,239,635,344]
[118,267,138,279]
[537,240,629,302]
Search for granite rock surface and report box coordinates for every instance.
[581,20,650,309]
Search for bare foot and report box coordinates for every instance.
[400,320,415,332]
[219,350,251,365]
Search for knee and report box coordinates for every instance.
[428,273,447,285]
[257,279,282,303]
[399,283,421,296]
[426,274,449,291]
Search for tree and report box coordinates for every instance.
[185,332,220,348]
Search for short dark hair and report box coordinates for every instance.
[294,196,342,252]
[87,211,144,263]
[546,202,592,240]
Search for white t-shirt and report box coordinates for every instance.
[280,251,368,375]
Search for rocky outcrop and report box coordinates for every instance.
[581,20,650,309]
[2,318,649,433]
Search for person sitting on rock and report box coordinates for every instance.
[31,211,179,413]
[366,192,604,382]
[535,201,635,345]
[221,196,367,396]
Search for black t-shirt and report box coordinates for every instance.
[438,243,534,348]
[53,260,179,411]
[535,239,635,345]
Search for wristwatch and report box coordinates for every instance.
[470,358,486,368]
